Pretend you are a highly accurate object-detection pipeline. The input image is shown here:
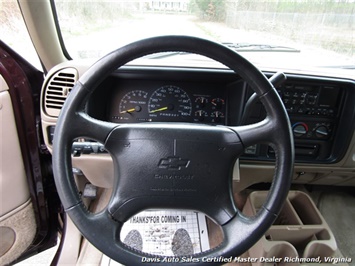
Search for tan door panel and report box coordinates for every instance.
[0,75,36,264]
[0,75,30,216]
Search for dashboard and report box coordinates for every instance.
[42,64,355,188]
[84,68,354,163]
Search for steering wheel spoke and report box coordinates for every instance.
[217,207,279,257]
[228,117,275,148]
[66,203,129,253]
[73,112,118,143]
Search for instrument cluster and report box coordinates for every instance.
[109,83,227,124]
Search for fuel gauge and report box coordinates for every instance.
[211,98,225,110]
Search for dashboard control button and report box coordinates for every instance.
[315,126,329,139]
[292,123,308,137]
[297,107,306,114]
[82,144,94,154]
[245,145,258,155]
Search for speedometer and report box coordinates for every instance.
[148,85,192,119]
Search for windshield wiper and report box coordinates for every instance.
[321,64,355,70]
[144,43,300,60]
[145,52,188,59]
[223,42,300,53]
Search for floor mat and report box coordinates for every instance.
[315,188,355,265]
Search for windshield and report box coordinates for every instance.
[54,0,354,70]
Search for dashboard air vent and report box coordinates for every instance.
[44,68,78,117]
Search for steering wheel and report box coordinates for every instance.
[53,36,294,265]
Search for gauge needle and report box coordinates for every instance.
[120,108,136,114]
[149,106,168,113]
[120,106,142,114]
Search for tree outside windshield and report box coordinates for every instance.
[55,0,354,68]
[0,1,42,69]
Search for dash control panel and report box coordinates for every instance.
[277,83,340,117]
[277,82,342,142]
[291,121,333,140]
[243,80,344,163]
[281,82,342,161]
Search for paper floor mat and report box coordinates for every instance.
[120,210,210,256]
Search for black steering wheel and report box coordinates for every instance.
[53,36,294,265]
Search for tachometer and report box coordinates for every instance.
[148,85,192,119]
[115,90,148,121]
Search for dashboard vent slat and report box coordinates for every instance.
[44,68,78,117]
[58,72,75,78]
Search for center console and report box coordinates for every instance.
[243,191,347,265]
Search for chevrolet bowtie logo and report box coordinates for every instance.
[158,156,190,170]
